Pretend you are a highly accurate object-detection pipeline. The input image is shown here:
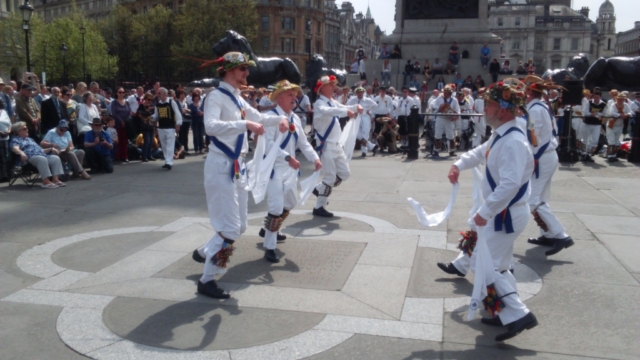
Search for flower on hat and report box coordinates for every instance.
[314,75,338,93]
[214,52,256,75]
[483,78,526,113]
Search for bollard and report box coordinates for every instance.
[408,106,420,159]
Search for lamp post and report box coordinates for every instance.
[19,0,34,72]
[306,19,313,61]
[61,43,67,85]
[80,24,86,83]
[43,40,47,77]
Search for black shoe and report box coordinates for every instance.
[148,157,157,161]
[527,236,556,247]
[449,151,456,157]
[312,188,319,197]
[141,159,148,163]
[362,152,366,157]
[258,228,287,242]
[437,262,465,277]
[197,280,230,299]
[313,206,334,217]
[264,249,280,263]
[162,164,169,169]
[481,316,504,327]
[607,157,619,163]
[432,151,439,157]
[545,236,574,256]
[582,155,595,163]
[372,145,379,156]
[495,312,538,342]
[192,249,205,263]
[165,165,172,170]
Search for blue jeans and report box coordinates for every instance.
[449,54,460,66]
[403,72,412,85]
[142,131,153,160]
[192,120,205,152]
[481,56,489,67]
[381,72,391,84]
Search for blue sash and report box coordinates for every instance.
[532,141,550,179]
[209,87,246,181]
[314,100,338,156]
[485,127,529,234]
[271,109,298,150]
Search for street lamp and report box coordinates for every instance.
[60,43,67,85]
[306,19,312,61]
[80,24,86,82]
[19,0,34,72]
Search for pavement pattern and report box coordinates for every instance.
[1,148,638,360]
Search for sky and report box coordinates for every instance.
[345,0,637,35]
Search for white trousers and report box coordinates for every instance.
[263,166,298,250]
[529,151,567,239]
[435,118,455,140]
[198,151,248,282]
[315,142,350,208]
[296,114,307,132]
[472,117,485,148]
[580,123,601,154]
[606,122,623,146]
[358,115,376,155]
[157,128,175,166]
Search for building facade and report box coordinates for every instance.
[593,0,616,58]
[615,21,640,57]
[31,0,115,21]
[254,0,325,82]
[338,2,377,73]
[323,0,340,70]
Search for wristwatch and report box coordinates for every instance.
[284,155,291,162]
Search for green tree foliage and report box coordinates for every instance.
[0,11,114,84]
[97,5,144,83]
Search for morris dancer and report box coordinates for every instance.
[523,76,573,256]
[259,80,322,263]
[448,79,538,341]
[604,92,632,163]
[346,86,378,157]
[472,88,486,148]
[579,88,604,162]
[430,85,460,157]
[311,75,363,217]
[192,52,289,299]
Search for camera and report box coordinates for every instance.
[99,136,104,142]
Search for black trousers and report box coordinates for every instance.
[85,147,114,173]
[179,120,191,152]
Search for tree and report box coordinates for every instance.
[0,12,46,78]
[171,0,259,79]
[97,5,144,83]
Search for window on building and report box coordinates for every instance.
[262,37,269,51]
[512,38,521,50]
[553,38,561,50]
[497,17,503,27]
[554,20,562,28]
[608,22,611,31]
[571,38,579,51]
[551,59,561,69]
[536,20,544,28]
[261,15,269,30]
[571,19,581,28]
[515,17,521,26]
[590,44,594,54]
[608,38,611,50]
[304,0,310,6]
[281,38,295,53]
[282,17,295,31]
[316,40,321,54]
[305,18,311,32]
[283,0,293,5]
[317,22,321,33]
[167,2,173,10]
[536,40,543,51]
[305,39,311,54]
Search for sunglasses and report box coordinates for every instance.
[20,127,28,131]
[117,91,125,94]
[238,66,249,72]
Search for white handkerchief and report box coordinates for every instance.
[298,171,321,206]
[339,114,361,162]
[407,183,459,227]
[467,226,495,321]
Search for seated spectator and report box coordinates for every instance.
[377,118,399,154]
[0,98,11,182]
[444,60,456,75]
[9,121,65,188]
[41,120,90,180]
[462,76,474,91]
[378,43,391,59]
[409,75,420,90]
[403,60,414,86]
[489,58,500,83]
[413,61,421,76]
[436,76,445,90]
[381,59,391,87]
[449,41,460,66]
[454,73,464,89]
[84,117,114,174]
[390,44,402,59]
[516,61,527,75]
[135,132,162,160]
[499,60,512,74]
[372,78,381,91]
[350,61,359,74]
[480,42,490,68]
[431,58,444,79]
[422,59,431,80]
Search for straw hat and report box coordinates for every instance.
[269,80,301,102]
[314,75,338,94]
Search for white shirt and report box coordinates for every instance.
[454,120,534,221]
[372,95,394,116]
[395,96,417,117]
[458,97,473,115]
[77,103,100,132]
[266,106,318,166]
[204,81,284,156]
[127,94,141,114]
[430,96,460,121]
[607,102,632,119]
[293,95,311,114]
[473,98,484,116]
[630,100,640,114]
[153,98,183,126]
[527,99,557,152]
[258,96,275,113]
[312,94,358,143]
[427,96,439,112]
[346,96,377,121]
